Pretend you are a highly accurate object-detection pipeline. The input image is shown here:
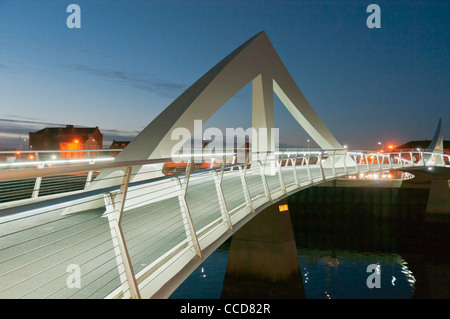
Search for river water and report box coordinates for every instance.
[170,186,449,299]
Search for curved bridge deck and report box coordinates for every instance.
[0,150,448,298]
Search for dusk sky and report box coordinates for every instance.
[0,0,449,150]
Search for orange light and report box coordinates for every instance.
[388,145,394,149]
[279,204,288,212]
[60,140,82,159]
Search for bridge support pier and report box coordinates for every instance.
[425,176,450,220]
[221,198,305,298]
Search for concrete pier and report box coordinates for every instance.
[221,198,305,299]
[426,177,450,215]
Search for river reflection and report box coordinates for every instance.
[299,249,415,299]
[170,245,419,299]
[170,186,449,299]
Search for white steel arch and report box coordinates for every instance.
[120,31,342,160]
[89,31,343,189]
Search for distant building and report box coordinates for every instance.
[109,140,130,150]
[109,140,130,156]
[29,125,103,158]
[397,140,450,152]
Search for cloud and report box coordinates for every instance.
[0,116,65,128]
[61,64,187,99]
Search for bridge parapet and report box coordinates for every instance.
[0,149,448,299]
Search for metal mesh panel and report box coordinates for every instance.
[0,204,121,299]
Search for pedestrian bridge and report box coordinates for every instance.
[1,31,448,299]
[0,148,448,299]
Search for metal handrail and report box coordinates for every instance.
[1,148,449,184]
[0,157,171,182]
[0,148,449,299]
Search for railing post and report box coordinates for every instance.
[318,152,325,181]
[377,154,381,171]
[331,150,336,178]
[291,156,300,187]
[239,153,255,214]
[84,159,96,188]
[31,177,42,198]
[103,166,141,299]
[213,157,233,231]
[420,151,425,166]
[277,154,287,195]
[31,162,45,198]
[258,156,272,202]
[305,154,313,182]
[175,161,203,259]
[343,152,348,175]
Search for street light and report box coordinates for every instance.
[378,141,384,150]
